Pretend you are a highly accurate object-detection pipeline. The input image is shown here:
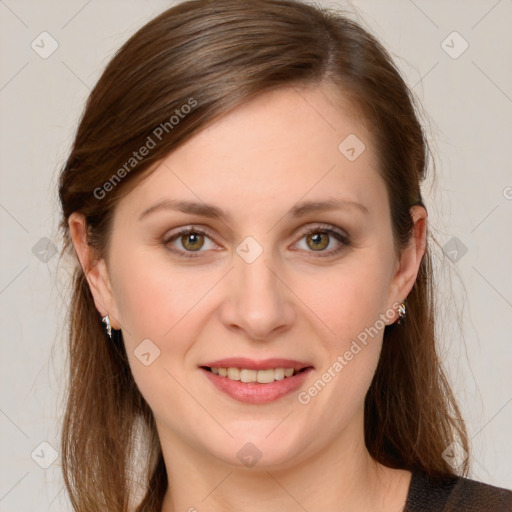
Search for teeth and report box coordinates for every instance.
[256,369,276,383]
[274,368,285,380]
[240,369,257,382]
[227,367,241,380]
[209,367,300,383]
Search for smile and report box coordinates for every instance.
[200,366,314,404]
[204,366,305,383]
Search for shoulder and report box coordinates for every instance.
[404,471,512,511]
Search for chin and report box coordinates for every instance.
[203,428,309,471]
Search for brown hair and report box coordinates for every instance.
[57,0,469,510]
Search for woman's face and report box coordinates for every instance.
[81,85,424,470]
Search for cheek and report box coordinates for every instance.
[109,252,218,416]
[110,236,393,403]
[111,238,394,361]
[304,254,394,342]
[106,251,188,373]
[294,250,393,406]
[110,247,217,342]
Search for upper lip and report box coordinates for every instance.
[200,357,313,371]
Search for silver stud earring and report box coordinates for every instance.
[102,315,112,339]
[397,300,407,325]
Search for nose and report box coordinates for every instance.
[219,248,296,341]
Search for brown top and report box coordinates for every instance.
[404,472,512,511]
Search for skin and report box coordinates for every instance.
[70,84,427,512]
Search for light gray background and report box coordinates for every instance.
[1,0,511,510]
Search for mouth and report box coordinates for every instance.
[198,358,314,404]
[200,365,311,383]
[199,357,314,383]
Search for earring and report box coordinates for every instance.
[102,315,112,339]
[397,300,407,325]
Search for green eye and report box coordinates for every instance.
[163,224,351,259]
[296,225,351,256]
[164,227,214,258]
[180,232,205,251]
[306,232,330,251]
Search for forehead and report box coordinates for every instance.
[114,84,386,225]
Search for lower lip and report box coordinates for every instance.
[200,367,314,404]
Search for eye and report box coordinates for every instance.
[162,223,351,259]
[294,224,351,256]
[163,227,218,258]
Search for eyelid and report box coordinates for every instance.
[162,223,351,258]
[292,223,351,256]
[163,225,221,255]
[296,222,348,239]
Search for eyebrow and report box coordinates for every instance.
[138,197,369,222]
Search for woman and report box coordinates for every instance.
[57,0,512,510]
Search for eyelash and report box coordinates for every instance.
[163,224,351,259]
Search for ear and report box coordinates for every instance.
[68,212,122,330]
[387,205,428,321]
